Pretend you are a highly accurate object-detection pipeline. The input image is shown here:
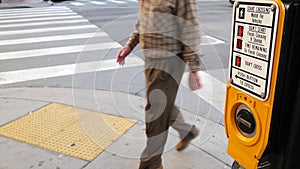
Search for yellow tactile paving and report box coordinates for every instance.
[0,103,136,161]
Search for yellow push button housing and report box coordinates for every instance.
[224,0,285,168]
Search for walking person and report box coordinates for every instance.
[116,0,202,168]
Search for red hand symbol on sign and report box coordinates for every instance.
[235,56,241,67]
[238,26,244,37]
[237,39,243,49]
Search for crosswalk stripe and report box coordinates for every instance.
[0,19,90,29]
[0,56,144,85]
[0,15,83,24]
[70,2,85,6]
[0,42,121,61]
[201,35,225,45]
[0,25,97,36]
[90,1,107,5]
[0,7,71,14]
[0,32,106,46]
[126,0,138,2]
[107,0,127,4]
[0,10,74,17]
[0,12,77,20]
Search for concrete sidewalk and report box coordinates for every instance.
[0,87,233,169]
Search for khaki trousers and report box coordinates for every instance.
[139,56,198,169]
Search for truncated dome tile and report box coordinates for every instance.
[0,103,136,161]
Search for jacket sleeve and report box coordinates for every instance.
[177,0,201,72]
[126,18,140,49]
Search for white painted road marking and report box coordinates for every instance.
[0,10,73,17]
[0,15,83,24]
[0,25,97,36]
[0,32,106,46]
[201,35,225,45]
[90,1,107,5]
[70,2,85,6]
[0,42,121,60]
[0,57,144,85]
[0,7,71,14]
[106,0,126,4]
[0,19,90,29]
[0,12,76,20]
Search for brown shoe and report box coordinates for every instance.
[176,128,199,151]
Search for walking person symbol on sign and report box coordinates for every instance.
[239,8,245,19]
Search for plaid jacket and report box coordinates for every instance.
[126,0,201,72]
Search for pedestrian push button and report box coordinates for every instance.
[235,104,256,138]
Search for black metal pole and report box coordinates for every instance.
[268,1,300,169]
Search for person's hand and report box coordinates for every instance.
[189,71,202,91]
[116,45,132,65]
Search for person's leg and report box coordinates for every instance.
[165,56,199,150]
[139,58,182,169]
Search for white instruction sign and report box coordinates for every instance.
[229,1,279,100]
